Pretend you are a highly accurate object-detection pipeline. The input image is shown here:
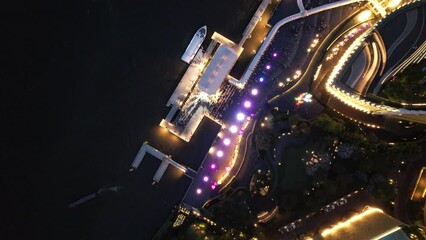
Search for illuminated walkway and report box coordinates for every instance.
[311,0,426,129]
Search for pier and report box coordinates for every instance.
[131,142,196,183]
[159,0,275,142]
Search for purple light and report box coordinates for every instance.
[210,163,216,170]
[244,101,252,108]
[251,88,259,96]
[236,112,245,121]
[211,185,216,190]
[203,176,209,182]
[196,188,202,194]
[223,138,231,146]
[216,150,224,158]
[266,64,271,70]
[229,125,238,134]
[273,53,278,57]
[259,77,264,82]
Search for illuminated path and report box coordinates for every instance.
[187,1,369,202]
[310,0,426,134]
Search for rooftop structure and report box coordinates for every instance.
[197,44,239,95]
[317,206,411,240]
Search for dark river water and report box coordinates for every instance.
[2,0,260,239]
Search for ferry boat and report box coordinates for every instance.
[181,25,207,64]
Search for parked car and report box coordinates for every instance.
[285,222,296,232]
[335,198,347,206]
[323,204,335,213]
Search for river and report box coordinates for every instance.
[2,0,260,239]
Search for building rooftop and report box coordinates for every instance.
[317,207,408,240]
[197,44,238,95]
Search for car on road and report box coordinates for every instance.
[322,204,335,213]
[285,222,296,232]
[279,222,296,233]
[335,198,347,206]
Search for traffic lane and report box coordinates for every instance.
[380,5,425,72]
[368,4,425,92]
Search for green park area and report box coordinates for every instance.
[279,145,309,192]
[380,63,426,103]
[268,112,422,222]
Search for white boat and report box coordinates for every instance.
[181,25,207,64]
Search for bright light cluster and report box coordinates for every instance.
[295,92,313,105]
[201,85,258,194]
[321,207,383,237]
[229,125,238,134]
[236,112,246,121]
[324,29,398,114]
[333,109,381,129]
[251,88,259,96]
[293,70,302,79]
[326,23,371,61]
[216,150,224,158]
[358,10,372,22]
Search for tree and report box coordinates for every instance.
[282,192,302,211]
[208,191,256,232]
[183,223,208,240]
[255,131,273,151]
[337,173,354,192]
[357,157,374,174]
[324,179,338,196]
[371,181,394,201]
[310,113,345,136]
[380,63,426,102]
[288,114,302,127]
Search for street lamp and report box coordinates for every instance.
[229,125,238,134]
[236,112,245,121]
[358,10,372,22]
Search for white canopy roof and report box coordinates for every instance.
[197,45,238,95]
